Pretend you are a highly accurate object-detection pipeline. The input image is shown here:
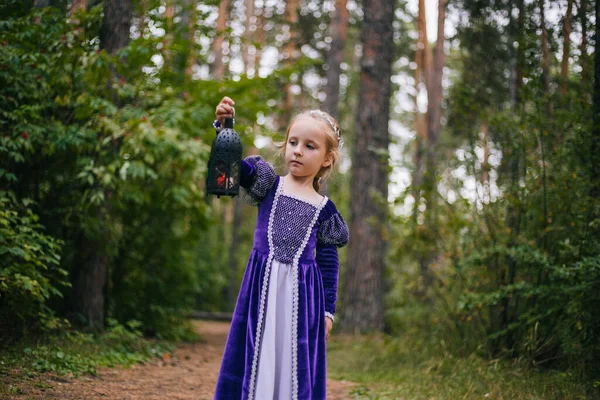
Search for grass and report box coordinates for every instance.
[0,319,185,399]
[327,330,599,400]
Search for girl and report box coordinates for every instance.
[213,96,349,400]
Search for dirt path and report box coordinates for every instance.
[9,320,356,400]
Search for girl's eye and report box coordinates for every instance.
[289,140,296,146]
[306,144,315,149]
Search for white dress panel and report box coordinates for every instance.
[254,259,293,399]
[255,260,294,400]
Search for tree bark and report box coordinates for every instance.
[242,0,255,74]
[185,0,198,78]
[278,0,299,128]
[419,0,446,291]
[593,0,600,199]
[539,0,552,116]
[340,0,395,334]
[72,234,109,329]
[163,0,176,67]
[33,0,51,7]
[138,0,147,37]
[560,0,574,95]
[580,0,590,96]
[70,0,86,15]
[71,0,132,330]
[515,0,525,105]
[481,120,490,185]
[253,5,264,75]
[411,0,427,240]
[100,0,133,55]
[212,0,230,78]
[323,0,349,119]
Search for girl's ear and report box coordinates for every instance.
[322,152,333,168]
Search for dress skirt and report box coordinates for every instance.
[214,248,328,400]
[254,259,293,399]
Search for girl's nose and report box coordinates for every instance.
[294,147,302,156]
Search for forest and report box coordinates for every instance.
[1,0,600,398]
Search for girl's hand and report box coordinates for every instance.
[215,96,235,126]
[325,317,333,340]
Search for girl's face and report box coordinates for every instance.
[285,117,332,180]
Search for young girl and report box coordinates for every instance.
[213,96,349,400]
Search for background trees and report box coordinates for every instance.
[1,0,599,384]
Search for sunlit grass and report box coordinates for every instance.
[327,331,597,400]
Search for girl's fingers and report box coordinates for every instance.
[216,105,234,118]
[215,97,235,125]
[221,96,235,106]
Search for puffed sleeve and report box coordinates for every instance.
[240,155,277,206]
[316,202,349,321]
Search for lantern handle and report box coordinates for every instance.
[224,117,234,129]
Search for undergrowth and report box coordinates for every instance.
[0,319,182,397]
[327,329,600,400]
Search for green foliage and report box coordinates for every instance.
[0,3,279,340]
[4,319,174,378]
[0,197,69,335]
[387,0,600,382]
[327,332,595,399]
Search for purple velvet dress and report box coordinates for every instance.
[214,156,349,400]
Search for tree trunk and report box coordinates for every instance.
[593,0,600,199]
[515,0,525,105]
[559,0,574,95]
[242,0,255,74]
[411,0,428,275]
[33,0,50,7]
[323,0,349,118]
[185,0,198,78]
[100,0,133,55]
[163,0,176,68]
[212,0,230,78]
[412,0,429,204]
[71,0,132,330]
[340,0,395,334]
[72,234,109,329]
[419,0,446,291]
[481,120,490,185]
[70,0,86,15]
[278,0,299,128]
[253,4,264,75]
[539,0,552,116]
[580,0,590,96]
[138,0,147,37]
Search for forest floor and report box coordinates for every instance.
[2,320,357,400]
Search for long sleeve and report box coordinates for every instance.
[240,155,277,206]
[316,243,340,319]
[316,209,349,320]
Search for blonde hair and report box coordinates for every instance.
[276,110,343,193]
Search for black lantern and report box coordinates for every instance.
[206,118,242,198]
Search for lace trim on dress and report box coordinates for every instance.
[290,191,328,400]
[247,177,279,400]
[280,190,324,208]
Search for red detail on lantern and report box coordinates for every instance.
[217,173,226,187]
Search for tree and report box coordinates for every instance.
[559,0,574,95]
[100,0,133,55]
[593,0,600,199]
[70,0,133,330]
[340,0,395,333]
[323,0,349,119]
[212,0,230,78]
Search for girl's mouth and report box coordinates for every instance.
[291,160,302,166]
